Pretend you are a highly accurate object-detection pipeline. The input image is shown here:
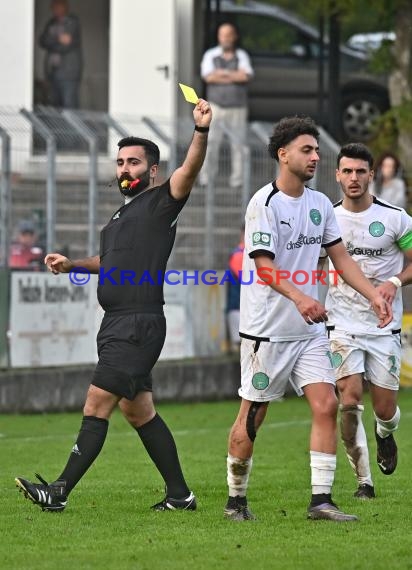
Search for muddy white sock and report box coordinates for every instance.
[340,404,373,487]
[227,454,253,498]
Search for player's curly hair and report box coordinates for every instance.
[337,143,373,169]
[268,116,319,162]
[118,136,160,166]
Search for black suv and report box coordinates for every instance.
[209,0,389,141]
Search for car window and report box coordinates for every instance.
[310,42,328,58]
[230,13,310,58]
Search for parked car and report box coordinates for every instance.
[209,0,389,141]
[347,32,395,53]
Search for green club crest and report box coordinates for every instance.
[252,232,271,246]
[369,221,385,237]
[327,350,342,368]
[252,372,270,390]
[310,209,322,226]
[388,355,397,375]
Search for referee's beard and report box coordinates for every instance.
[117,170,151,198]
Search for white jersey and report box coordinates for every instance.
[240,182,341,341]
[326,196,412,334]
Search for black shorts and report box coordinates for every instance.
[92,312,166,400]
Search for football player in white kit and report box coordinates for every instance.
[325,143,412,499]
[224,117,392,523]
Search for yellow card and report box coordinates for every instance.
[179,83,199,104]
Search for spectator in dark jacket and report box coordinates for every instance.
[39,0,82,108]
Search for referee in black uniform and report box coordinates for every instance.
[15,99,212,513]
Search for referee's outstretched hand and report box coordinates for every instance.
[44,253,73,275]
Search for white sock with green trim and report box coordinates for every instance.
[375,406,400,438]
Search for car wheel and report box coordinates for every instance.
[341,92,388,141]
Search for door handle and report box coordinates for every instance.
[156,65,169,79]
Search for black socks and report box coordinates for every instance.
[55,413,189,500]
[226,495,247,508]
[136,414,190,499]
[310,493,332,507]
[57,415,109,494]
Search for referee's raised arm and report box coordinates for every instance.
[169,98,212,200]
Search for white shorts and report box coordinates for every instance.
[239,333,335,402]
[328,329,401,390]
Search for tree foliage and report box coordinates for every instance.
[256,0,395,38]
[259,0,412,169]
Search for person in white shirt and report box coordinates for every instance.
[325,143,412,499]
[200,22,254,189]
[224,117,392,523]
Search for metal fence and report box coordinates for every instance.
[0,106,342,271]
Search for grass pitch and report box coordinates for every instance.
[2,391,412,570]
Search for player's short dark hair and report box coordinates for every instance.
[117,137,160,167]
[337,143,374,169]
[268,116,319,162]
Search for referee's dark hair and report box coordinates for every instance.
[268,116,319,162]
[118,137,160,167]
[337,143,374,169]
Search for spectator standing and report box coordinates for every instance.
[200,22,254,189]
[39,0,82,109]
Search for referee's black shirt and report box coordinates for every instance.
[98,179,188,315]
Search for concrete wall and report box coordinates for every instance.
[0,356,241,413]
[0,0,33,108]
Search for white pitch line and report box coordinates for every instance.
[0,419,311,443]
[2,411,412,443]
[173,419,311,436]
